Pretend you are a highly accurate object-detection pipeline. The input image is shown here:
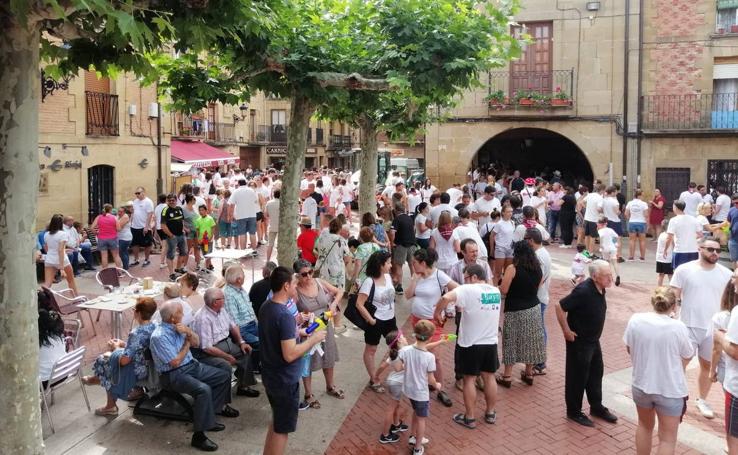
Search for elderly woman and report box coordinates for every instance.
[293,259,345,408]
[223,265,260,372]
[496,241,545,388]
[82,297,158,415]
[624,287,692,455]
[314,218,351,290]
[351,227,381,287]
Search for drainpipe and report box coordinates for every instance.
[636,0,645,188]
[622,0,630,192]
[155,82,163,195]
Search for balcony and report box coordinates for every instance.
[86,91,119,136]
[211,122,237,143]
[482,69,575,113]
[174,117,240,143]
[642,93,738,132]
[327,135,352,150]
[252,124,288,144]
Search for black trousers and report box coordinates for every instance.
[559,212,575,246]
[565,340,604,416]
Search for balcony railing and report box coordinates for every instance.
[328,135,352,150]
[253,124,288,144]
[86,91,119,136]
[212,122,237,142]
[642,93,738,130]
[484,69,574,109]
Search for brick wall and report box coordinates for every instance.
[653,0,706,38]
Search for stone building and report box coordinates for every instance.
[426,0,738,206]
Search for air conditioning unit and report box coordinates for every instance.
[128,104,137,116]
[148,103,159,118]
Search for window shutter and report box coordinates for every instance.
[718,0,738,10]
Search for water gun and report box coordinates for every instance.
[441,334,457,342]
[202,231,210,254]
[306,311,333,334]
[581,250,592,259]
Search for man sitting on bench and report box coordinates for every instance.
[150,300,239,452]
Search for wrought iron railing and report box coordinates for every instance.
[642,93,738,130]
[485,69,574,105]
[328,135,352,149]
[85,91,119,136]
[212,122,237,142]
[253,124,288,144]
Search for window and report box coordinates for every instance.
[717,0,738,31]
[510,22,553,93]
[271,110,286,126]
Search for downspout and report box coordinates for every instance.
[622,0,630,190]
[155,81,163,195]
[636,0,645,188]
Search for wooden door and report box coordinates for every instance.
[511,22,553,94]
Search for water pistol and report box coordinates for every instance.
[441,334,457,342]
[582,250,593,259]
[306,311,333,334]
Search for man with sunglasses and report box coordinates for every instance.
[670,238,733,419]
[130,186,154,267]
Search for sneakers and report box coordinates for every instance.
[169,273,178,282]
[696,398,715,419]
[408,435,429,445]
[159,263,167,269]
[142,260,151,267]
[379,433,400,444]
[130,260,140,267]
[413,447,425,455]
[390,421,408,433]
[298,400,310,411]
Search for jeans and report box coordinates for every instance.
[239,321,261,371]
[729,238,738,263]
[118,239,131,269]
[565,340,604,416]
[67,251,80,275]
[548,210,560,239]
[79,243,94,268]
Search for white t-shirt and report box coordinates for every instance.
[454,283,502,348]
[703,193,714,204]
[342,182,354,203]
[656,232,673,264]
[131,197,154,229]
[492,219,515,249]
[696,214,710,233]
[584,192,604,223]
[512,223,551,242]
[152,298,195,327]
[724,308,738,397]
[415,213,431,240]
[623,312,692,398]
[453,223,488,258]
[714,194,732,222]
[529,195,547,224]
[228,186,259,219]
[420,186,436,201]
[264,199,280,233]
[257,185,271,203]
[398,346,436,401]
[411,270,452,319]
[429,204,458,227]
[44,231,70,267]
[302,196,318,222]
[359,274,396,321]
[471,197,501,227]
[679,190,702,217]
[602,196,620,222]
[407,194,422,214]
[597,227,619,253]
[154,203,166,230]
[446,187,463,206]
[670,260,733,329]
[626,199,649,224]
[39,337,67,381]
[535,247,551,305]
[666,214,702,253]
[385,349,407,385]
[430,229,458,271]
[520,186,536,207]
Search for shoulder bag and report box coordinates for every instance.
[344,278,376,331]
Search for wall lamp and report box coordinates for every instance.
[233,103,249,122]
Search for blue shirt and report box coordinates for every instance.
[729,207,738,241]
[224,284,256,327]
[258,300,301,387]
[150,322,193,373]
[123,322,156,380]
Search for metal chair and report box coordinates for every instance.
[45,287,96,337]
[62,318,81,351]
[40,346,90,434]
[95,267,140,322]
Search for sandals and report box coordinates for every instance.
[452,413,477,429]
[368,381,385,393]
[81,375,99,386]
[520,371,534,386]
[484,411,497,424]
[532,365,547,376]
[326,386,345,399]
[304,394,321,409]
[495,374,512,388]
[94,406,119,416]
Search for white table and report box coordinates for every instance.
[205,248,257,281]
[78,283,165,339]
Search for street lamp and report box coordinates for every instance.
[233,103,249,123]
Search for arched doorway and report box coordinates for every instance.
[473,128,594,187]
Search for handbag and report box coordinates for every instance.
[344,278,376,331]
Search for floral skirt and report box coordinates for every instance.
[92,354,137,400]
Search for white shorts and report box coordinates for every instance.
[601,249,617,261]
[686,327,712,361]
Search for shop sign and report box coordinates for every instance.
[390,149,405,157]
[266,146,287,155]
[306,148,317,155]
[39,160,82,171]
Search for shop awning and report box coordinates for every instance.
[171,140,239,168]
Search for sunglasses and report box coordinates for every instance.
[299,271,313,277]
[134,192,141,195]
[701,247,720,253]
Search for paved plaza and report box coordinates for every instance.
[42,239,732,454]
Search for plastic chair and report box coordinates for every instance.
[40,346,90,434]
[45,287,96,337]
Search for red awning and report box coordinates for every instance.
[170,140,239,168]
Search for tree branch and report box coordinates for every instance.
[309,72,393,91]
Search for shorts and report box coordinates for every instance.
[727,391,738,437]
[584,221,599,238]
[156,229,168,241]
[185,229,197,241]
[265,381,300,434]
[410,314,444,342]
[343,201,351,207]
[387,381,403,401]
[165,235,188,260]
[729,239,738,262]
[628,222,646,234]
[607,220,623,236]
[456,344,500,376]
[416,238,430,249]
[233,217,257,236]
[97,238,118,251]
[632,386,687,418]
[217,220,232,238]
[409,399,429,418]
[268,231,278,247]
[686,327,712,361]
[300,354,312,378]
[364,317,398,346]
[392,244,417,266]
[672,252,698,270]
[656,261,674,275]
[131,228,154,247]
[575,213,584,227]
[494,244,513,259]
[256,212,264,222]
[600,249,616,261]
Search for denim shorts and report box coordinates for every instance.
[730,239,738,262]
[632,386,686,418]
[628,222,646,234]
[97,238,118,251]
[218,220,232,238]
[165,235,187,260]
[409,399,429,417]
[233,217,257,236]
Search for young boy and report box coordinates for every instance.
[655,219,673,286]
[596,216,621,286]
[194,204,216,271]
[570,244,592,286]
[394,320,442,455]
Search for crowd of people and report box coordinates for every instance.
[35,161,738,454]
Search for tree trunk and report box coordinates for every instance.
[0,21,45,454]
[276,93,314,267]
[357,115,378,216]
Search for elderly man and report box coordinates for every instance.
[555,260,617,427]
[192,287,259,397]
[223,266,261,374]
[150,300,238,452]
[449,238,493,285]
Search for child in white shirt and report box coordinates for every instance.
[376,330,410,444]
[597,216,621,286]
[655,220,674,287]
[571,244,593,286]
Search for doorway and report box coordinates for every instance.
[88,165,114,223]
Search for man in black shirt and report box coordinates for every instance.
[160,193,188,280]
[555,260,618,427]
[249,261,277,316]
[389,201,417,295]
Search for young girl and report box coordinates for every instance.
[377,330,409,444]
[710,278,738,384]
[570,244,592,286]
[655,219,674,287]
[596,216,621,286]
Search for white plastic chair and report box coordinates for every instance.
[40,346,90,434]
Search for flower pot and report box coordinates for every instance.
[731,25,738,33]
[551,98,571,106]
[488,97,509,107]
[718,28,726,34]
[518,98,534,106]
